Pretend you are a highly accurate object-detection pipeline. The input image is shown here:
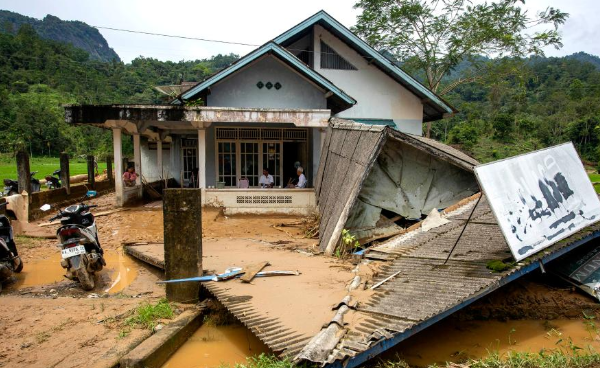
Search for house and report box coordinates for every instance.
[65,10,455,209]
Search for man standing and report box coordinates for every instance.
[259,168,274,188]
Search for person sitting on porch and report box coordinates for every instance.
[287,167,307,188]
[122,166,138,187]
[259,169,274,188]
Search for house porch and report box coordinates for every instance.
[65,104,327,213]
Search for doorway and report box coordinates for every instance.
[283,142,307,187]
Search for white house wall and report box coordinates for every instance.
[141,137,173,182]
[207,56,327,110]
[311,25,424,135]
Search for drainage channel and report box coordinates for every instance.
[161,323,270,368]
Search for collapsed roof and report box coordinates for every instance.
[315,119,480,254]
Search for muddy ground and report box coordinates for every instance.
[0,192,599,368]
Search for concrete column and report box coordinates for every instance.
[60,152,70,195]
[197,129,206,188]
[320,128,327,150]
[157,140,163,180]
[16,150,31,195]
[106,155,113,182]
[133,133,142,185]
[163,189,202,303]
[87,155,95,189]
[112,128,123,206]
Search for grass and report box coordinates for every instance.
[0,156,107,186]
[125,298,174,330]
[588,173,600,194]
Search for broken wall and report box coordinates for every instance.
[345,137,479,239]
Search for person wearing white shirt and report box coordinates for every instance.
[295,167,307,188]
[259,169,274,188]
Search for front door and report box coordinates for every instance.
[262,142,281,187]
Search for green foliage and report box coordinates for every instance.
[493,113,515,142]
[0,26,238,158]
[353,0,568,95]
[341,229,360,250]
[449,122,478,149]
[126,298,174,330]
[234,354,296,368]
[486,259,513,272]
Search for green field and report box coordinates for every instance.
[0,156,107,188]
[589,173,600,194]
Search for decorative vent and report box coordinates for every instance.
[216,128,238,140]
[236,195,293,204]
[216,128,308,142]
[257,81,264,89]
[320,41,357,70]
[261,129,282,140]
[266,82,273,90]
[181,138,198,147]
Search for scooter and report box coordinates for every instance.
[0,202,23,293]
[47,193,105,291]
[3,171,41,196]
[45,169,62,190]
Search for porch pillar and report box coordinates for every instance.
[197,129,206,188]
[133,133,142,185]
[112,128,123,206]
[157,140,163,180]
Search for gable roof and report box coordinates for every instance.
[180,41,356,113]
[274,10,456,122]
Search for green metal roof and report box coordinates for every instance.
[274,11,456,121]
[180,41,356,110]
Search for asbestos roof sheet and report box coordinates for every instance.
[320,196,600,367]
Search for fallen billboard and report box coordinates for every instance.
[475,142,600,261]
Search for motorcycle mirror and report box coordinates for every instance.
[85,190,97,198]
[40,204,51,212]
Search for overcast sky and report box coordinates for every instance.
[0,0,598,63]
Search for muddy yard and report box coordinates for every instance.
[1,193,600,368]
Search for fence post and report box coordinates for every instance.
[106,155,113,182]
[60,152,70,195]
[87,155,95,189]
[16,150,31,195]
[163,189,202,303]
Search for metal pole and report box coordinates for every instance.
[444,194,483,265]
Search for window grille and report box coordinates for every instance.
[216,128,307,142]
[320,41,357,70]
[216,128,238,140]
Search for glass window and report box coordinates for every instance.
[218,142,237,187]
[240,142,259,187]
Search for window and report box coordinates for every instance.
[217,142,237,187]
[240,142,259,187]
[320,41,357,70]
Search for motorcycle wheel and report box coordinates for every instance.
[14,257,23,273]
[77,268,95,291]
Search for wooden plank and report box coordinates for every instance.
[240,261,270,283]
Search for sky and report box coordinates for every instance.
[0,0,598,63]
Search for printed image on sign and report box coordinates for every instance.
[474,142,600,261]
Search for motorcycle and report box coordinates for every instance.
[0,202,23,293]
[45,169,62,190]
[3,171,41,196]
[47,193,104,291]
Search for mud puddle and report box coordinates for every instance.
[386,318,600,367]
[161,324,270,368]
[5,248,139,293]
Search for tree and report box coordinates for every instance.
[353,0,568,136]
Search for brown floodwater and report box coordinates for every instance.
[160,317,600,368]
[161,324,270,368]
[385,318,600,367]
[5,248,139,293]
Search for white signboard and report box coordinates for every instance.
[474,142,600,261]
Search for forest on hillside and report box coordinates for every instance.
[1,17,600,166]
[0,24,237,159]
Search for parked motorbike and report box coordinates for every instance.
[0,202,23,293]
[47,193,104,291]
[45,169,62,190]
[3,171,41,196]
